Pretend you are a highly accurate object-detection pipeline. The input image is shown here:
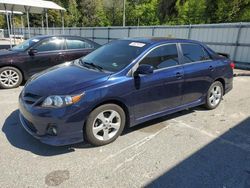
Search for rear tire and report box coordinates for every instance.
[0,66,22,89]
[84,104,126,146]
[204,81,224,110]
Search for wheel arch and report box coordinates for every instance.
[0,64,26,83]
[214,77,225,94]
[89,99,131,127]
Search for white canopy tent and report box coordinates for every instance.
[0,0,66,47]
[0,10,23,46]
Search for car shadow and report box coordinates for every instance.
[122,107,197,135]
[2,106,203,156]
[1,110,92,156]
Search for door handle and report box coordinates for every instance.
[176,72,183,79]
[209,65,214,71]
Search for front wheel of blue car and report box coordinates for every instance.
[85,104,126,146]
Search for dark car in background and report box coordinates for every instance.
[19,38,234,146]
[0,35,100,89]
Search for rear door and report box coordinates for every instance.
[180,43,214,105]
[63,37,95,61]
[25,37,65,76]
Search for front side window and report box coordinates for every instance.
[140,44,179,69]
[35,38,63,52]
[12,37,40,51]
[66,39,93,50]
[181,43,211,63]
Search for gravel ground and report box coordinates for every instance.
[0,75,249,188]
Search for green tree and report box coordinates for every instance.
[175,0,206,24]
[126,0,160,26]
[215,0,250,23]
[0,15,6,28]
[103,0,123,26]
[158,0,177,24]
[78,0,109,26]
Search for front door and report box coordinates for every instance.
[131,43,184,120]
[25,37,65,77]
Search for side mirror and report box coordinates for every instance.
[28,49,37,56]
[134,64,154,76]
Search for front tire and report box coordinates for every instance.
[0,67,23,89]
[204,81,224,110]
[85,104,126,146]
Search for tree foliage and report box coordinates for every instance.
[0,0,249,28]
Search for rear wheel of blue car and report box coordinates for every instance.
[205,81,224,110]
[85,104,126,146]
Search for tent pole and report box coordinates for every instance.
[4,4,12,48]
[11,10,16,45]
[21,15,24,41]
[61,10,64,34]
[42,10,44,35]
[9,13,12,35]
[26,9,31,38]
[45,9,48,34]
[5,12,12,48]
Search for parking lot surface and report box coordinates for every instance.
[0,75,250,188]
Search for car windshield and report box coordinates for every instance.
[12,37,41,51]
[80,40,149,72]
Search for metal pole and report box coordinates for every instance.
[25,7,31,38]
[21,15,24,40]
[12,10,16,45]
[5,11,12,48]
[123,0,126,27]
[188,24,192,39]
[45,9,48,34]
[61,10,64,34]
[233,22,243,62]
[42,10,44,35]
[9,13,12,35]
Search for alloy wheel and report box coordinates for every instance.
[92,110,121,141]
[209,85,222,107]
[0,69,20,88]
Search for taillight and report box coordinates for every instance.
[230,61,235,69]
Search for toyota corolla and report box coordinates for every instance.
[19,38,234,146]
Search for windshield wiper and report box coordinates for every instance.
[80,60,104,72]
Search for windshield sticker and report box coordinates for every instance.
[32,39,40,42]
[129,42,146,47]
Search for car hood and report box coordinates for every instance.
[24,62,111,96]
[0,49,19,57]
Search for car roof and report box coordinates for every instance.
[123,37,202,45]
[30,35,100,46]
[31,35,91,40]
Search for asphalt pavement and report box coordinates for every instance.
[0,74,250,188]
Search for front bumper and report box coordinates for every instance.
[19,96,87,146]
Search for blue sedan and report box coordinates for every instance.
[19,37,234,146]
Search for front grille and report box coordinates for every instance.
[23,92,42,105]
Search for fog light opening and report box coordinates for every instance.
[47,124,57,136]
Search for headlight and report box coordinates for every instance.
[41,93,84,108]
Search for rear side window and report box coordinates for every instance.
[35,38,63,52]
[181,43,211,63]
[140,44,179,70]
[66,39,93,50]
